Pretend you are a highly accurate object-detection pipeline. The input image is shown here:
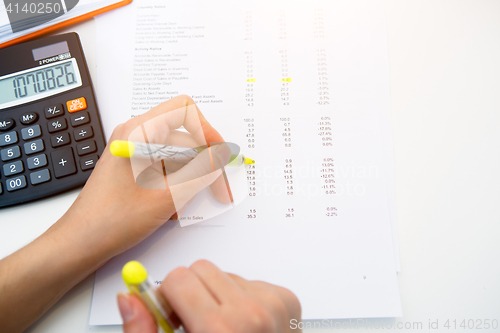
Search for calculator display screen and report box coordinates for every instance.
[0,58,82,110]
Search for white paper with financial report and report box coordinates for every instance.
[90,0,402,324]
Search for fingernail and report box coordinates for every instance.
[117,292,135,323]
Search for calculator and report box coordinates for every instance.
[0,33,105,208]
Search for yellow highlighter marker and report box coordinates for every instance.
[122,261,183,333]
[110,140,255,166]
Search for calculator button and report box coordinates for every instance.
[80,154,98,171]
[3,160,23,176]
[0,146,21,162]
[20,112,39,125]
[5,175,27,192]
[24,139,44,155]
[30,169,51,185]
[67,97,87,113]
[0,118,15,131]
[76,140,97,156]
[44,104,64,119]
[70,112,90,127]
[47,118,68,133]
[51,147,77,178]
[50,132,71,148]
[73,126,93,142]
[27,154,47,170]
[0,131,18,147]
[21,125,42,140]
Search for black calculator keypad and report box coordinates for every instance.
[0,91,103,205]
[0,91,104,205]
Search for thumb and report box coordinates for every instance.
[118,293,157,333]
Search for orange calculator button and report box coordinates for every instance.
[67,97,87,113]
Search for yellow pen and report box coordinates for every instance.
[110,140,255,166]
[122,261,184,333]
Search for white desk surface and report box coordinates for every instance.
[0,1,498,332]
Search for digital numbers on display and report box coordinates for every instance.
[0,58,81,109]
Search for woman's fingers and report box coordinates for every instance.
[159,266,218,330]
[189,260,245,303]
[115,96,232,205]
[118,293,157,333]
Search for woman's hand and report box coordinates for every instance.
[118,260,302,333]
[53,95,231,263]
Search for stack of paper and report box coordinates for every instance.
[89,0,402,324]
[0,0,129,46]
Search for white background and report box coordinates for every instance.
[0,1,498,332]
